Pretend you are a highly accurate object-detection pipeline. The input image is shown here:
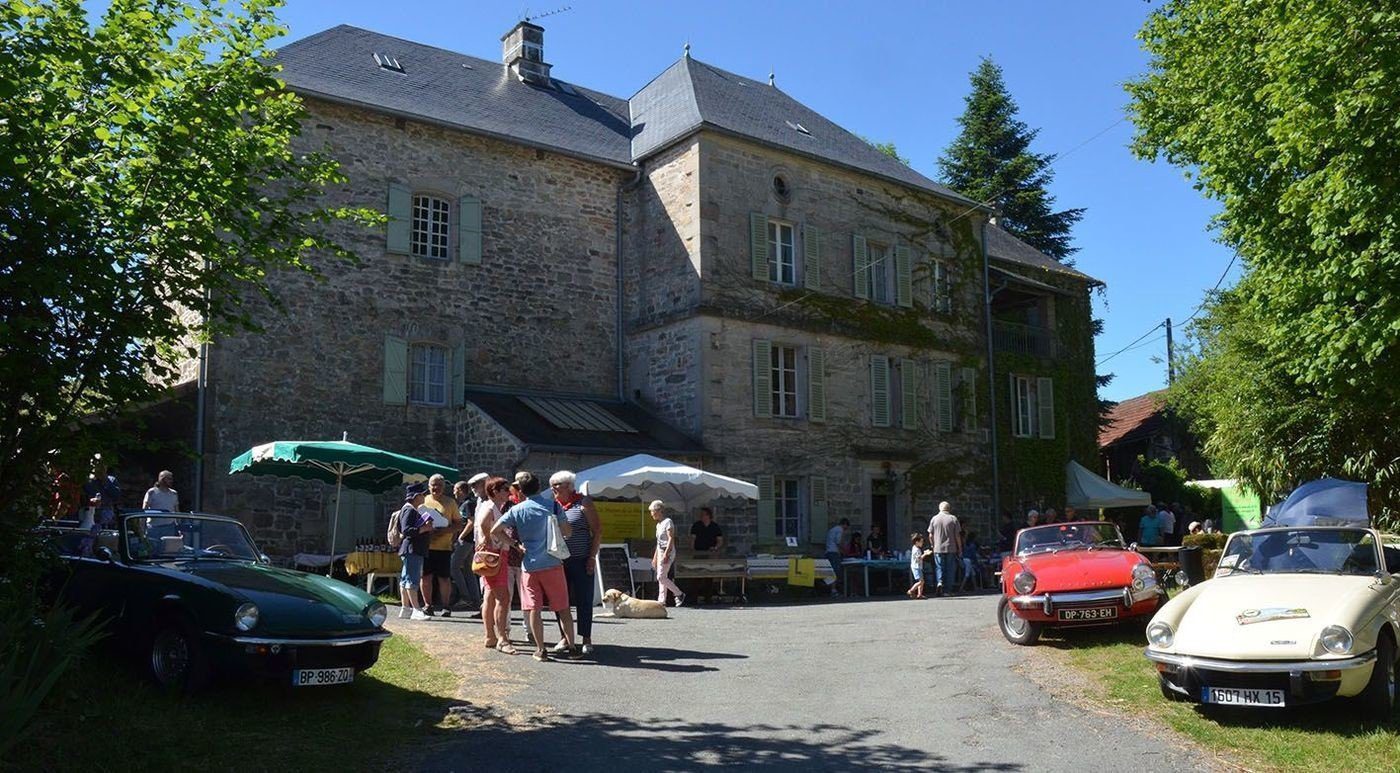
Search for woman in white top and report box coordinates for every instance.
[474,476,516,653]
[650,500,684,607]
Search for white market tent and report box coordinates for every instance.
[574,454,758,510]
[1065,460,1152,510]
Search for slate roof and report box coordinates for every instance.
[629,57,986,209]
[274,25,634,168]
[465,389,708,456]
[986,224,1099,285]
[1099,391,1167,448]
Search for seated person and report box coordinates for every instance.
[843,532,864,558]
[866,525,887,557]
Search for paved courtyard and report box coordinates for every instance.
[387,593,1207,772]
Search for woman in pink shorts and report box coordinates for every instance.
[474,476,515,653]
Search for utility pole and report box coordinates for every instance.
[1165,317,1175,385]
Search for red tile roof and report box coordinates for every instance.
[1099,391,1166,448]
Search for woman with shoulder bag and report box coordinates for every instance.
[474,476,516,653]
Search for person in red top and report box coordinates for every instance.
[50,468,81,520]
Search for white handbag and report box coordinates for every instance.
[546,514,571,560]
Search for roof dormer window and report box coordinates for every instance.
[785,120,811,136]
[373,52,404,73]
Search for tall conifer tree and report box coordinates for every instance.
[939,57,1083,262]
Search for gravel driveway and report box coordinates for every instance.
[387,593,1208,772]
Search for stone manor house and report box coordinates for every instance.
[175,21,1102,556]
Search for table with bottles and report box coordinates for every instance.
[345,539,402,594]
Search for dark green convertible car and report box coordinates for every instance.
[51,510,390,692]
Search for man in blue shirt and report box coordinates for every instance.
[492,471,576,661]
[1138,505,1162,547]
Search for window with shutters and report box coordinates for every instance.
[1011,374,1053,438]
[933,260,952,313]
[767,220,796,285]
[770,345,799,418]
[410,194,451,260]
[774,477,802,539]
[869,242,893,305]
[409,343,449,406]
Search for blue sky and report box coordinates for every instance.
[270,0,1237,401]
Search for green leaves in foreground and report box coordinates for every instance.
[1128,1,1400,525]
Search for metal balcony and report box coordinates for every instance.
[993,320,1059,359]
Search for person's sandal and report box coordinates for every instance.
[484,639,498,649]
[496,642,518,655]
[532,650,549,662]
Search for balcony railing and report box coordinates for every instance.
[993,320,1059,359]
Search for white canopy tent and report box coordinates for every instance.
[1065,460,1153,510]
[574,454,758,510]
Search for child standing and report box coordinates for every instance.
[906,533,934,599]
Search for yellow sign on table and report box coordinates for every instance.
[595,501,648,543]
[787,557,816,586]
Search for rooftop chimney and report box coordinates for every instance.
[501,21,551,85]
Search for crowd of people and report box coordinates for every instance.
[819,501,991,600]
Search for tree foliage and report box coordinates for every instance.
[938,57,1084,262]
[0,0,378,513]
[1130,1,1400,528]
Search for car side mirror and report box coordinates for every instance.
[1129,542,1139,552]
[95,545,116,563]
[260,553,271,564]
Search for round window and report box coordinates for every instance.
[772,175,790,200]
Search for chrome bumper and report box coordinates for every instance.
[1011,585,1161,615]
[209,631,392,647]
[1144,648,1377,673]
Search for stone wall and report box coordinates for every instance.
[202,98,628,554]
[624,319,703,436]
[624,139,702,328]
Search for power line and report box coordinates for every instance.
[1096,322,1165,367]
[1177,250,1239,328]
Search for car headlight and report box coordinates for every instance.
[1319,625,1353,655]
[1147,621,1174,648]
[367,602,388,628]
[1131,563,1157,591]
[235,602,260,632]
[1012,570,1037,595]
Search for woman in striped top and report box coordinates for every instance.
[550,470,602,656]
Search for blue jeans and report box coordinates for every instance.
[825,552,842,590]
[562,554,594,638]
[400,554,424,589]
[934,552,958,589]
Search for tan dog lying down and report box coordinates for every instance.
[602,588,668,619]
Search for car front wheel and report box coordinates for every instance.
[998,596,1042,646]
[149,617,209,694]
[1356,632,1396,717]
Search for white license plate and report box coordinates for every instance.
[1201,686,1285,707]
[293,667,354,687]
[1058,606,1118,621]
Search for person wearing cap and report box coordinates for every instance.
[397,482,433,621]
[1187,520,1203,536]
[450,476,487,616]
[492,471,577,661]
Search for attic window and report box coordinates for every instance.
[785,120,811,136]
[373,52,404,73]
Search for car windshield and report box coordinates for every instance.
[1016,523,1124,555]
[124,515,260,562]
[1217,528,1381,577]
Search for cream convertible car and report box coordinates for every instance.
[1145,526,1400,713]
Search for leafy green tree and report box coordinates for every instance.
[0,0,378,515]
[1131,1,1400,528]
[863,138,910,166]
[938,57,1083,262]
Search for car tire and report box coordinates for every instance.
[998,595,1042,646]
[1356,631,1396,717]
[148,616,209,694]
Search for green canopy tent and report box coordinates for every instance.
[228,435,458,573]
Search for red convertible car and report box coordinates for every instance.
[998,521,1163,645]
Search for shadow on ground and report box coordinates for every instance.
[418,709,1025,772]
[1037,624,1148,650]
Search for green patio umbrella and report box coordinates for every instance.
[228,434,458,573]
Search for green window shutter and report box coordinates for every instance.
[934,360,954,432]
[900,358,917,430]
[382,335,407,405]
[1038,376,1055,439]
[807,346,826,423]
[752,339,773,418]
[894,245,913,307]
[750,212,769,281]
[458,194,482,264]
[450,343,467,408]
[852,234,869,299]
[756,475,776,544]
[803,224,821,290]
[961,366,977,432]
[386,183,411,254]
[870,356,890,427]
[808,476,828,545]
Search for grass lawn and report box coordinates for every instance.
[14,634,461,772]
[1045,627,1400,772]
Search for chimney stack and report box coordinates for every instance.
[501,21,551,85]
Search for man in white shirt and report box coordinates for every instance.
[141,470,178,512]
[1157,503,1176,546]
[824,519,848,597]
[927,502,964,596]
